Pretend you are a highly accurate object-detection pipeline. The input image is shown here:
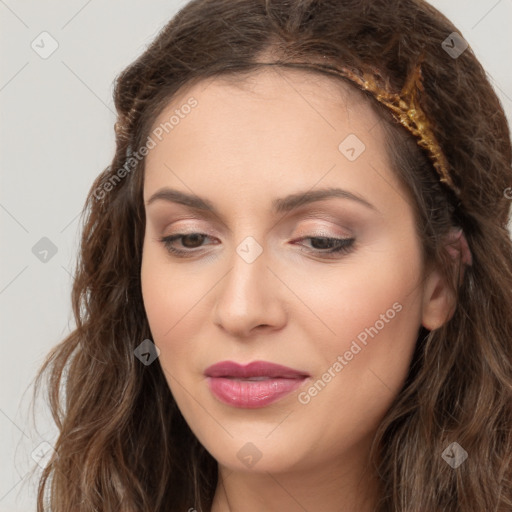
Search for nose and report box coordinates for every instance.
[212,241,288,338]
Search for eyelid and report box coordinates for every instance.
[293,220,354,239]
[151,204,360,231]
[150,210,230,235]
[158,219,219,238]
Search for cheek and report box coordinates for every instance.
[292,245,423,439]
[140,242,212,373]
[289,242,424,420]
[292,242,423,357]
[141,240,196,329]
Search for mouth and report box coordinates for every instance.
[223,376,281,381]
[204,360,310,408]
[204,360,310,379]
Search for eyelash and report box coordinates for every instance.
[158,233,356,258]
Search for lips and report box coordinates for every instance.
[204,360,310,408]
[204,360,310,379]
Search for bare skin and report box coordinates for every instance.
[140,67,455,512]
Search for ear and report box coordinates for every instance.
[421,266,456,331]
[421,228,472,330]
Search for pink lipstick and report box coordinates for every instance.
[204,360,310,408]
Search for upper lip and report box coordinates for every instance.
[204,360,310,379]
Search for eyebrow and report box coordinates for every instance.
[146,186,378,214]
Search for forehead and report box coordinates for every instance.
[141,66,405,219]
[145,66,388,172]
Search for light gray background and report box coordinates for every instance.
[1,1,511,510]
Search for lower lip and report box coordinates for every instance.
[206,376,307,408]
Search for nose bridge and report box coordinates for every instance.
[221,234,267,307]
[213,233,285,334]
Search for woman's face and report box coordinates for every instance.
[140,68,449,475]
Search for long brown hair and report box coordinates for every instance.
[32,0,512,510]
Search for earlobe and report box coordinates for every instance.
[421,268,456,331]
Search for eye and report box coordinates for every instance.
[158,233,355,259]
[159,233,216,256]
[294,236,356,257]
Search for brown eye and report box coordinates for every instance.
[159,233,216,257]
[180,233,207,248]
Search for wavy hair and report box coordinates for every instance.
[32,0,512,510]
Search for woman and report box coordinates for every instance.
[33,0,512,510]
